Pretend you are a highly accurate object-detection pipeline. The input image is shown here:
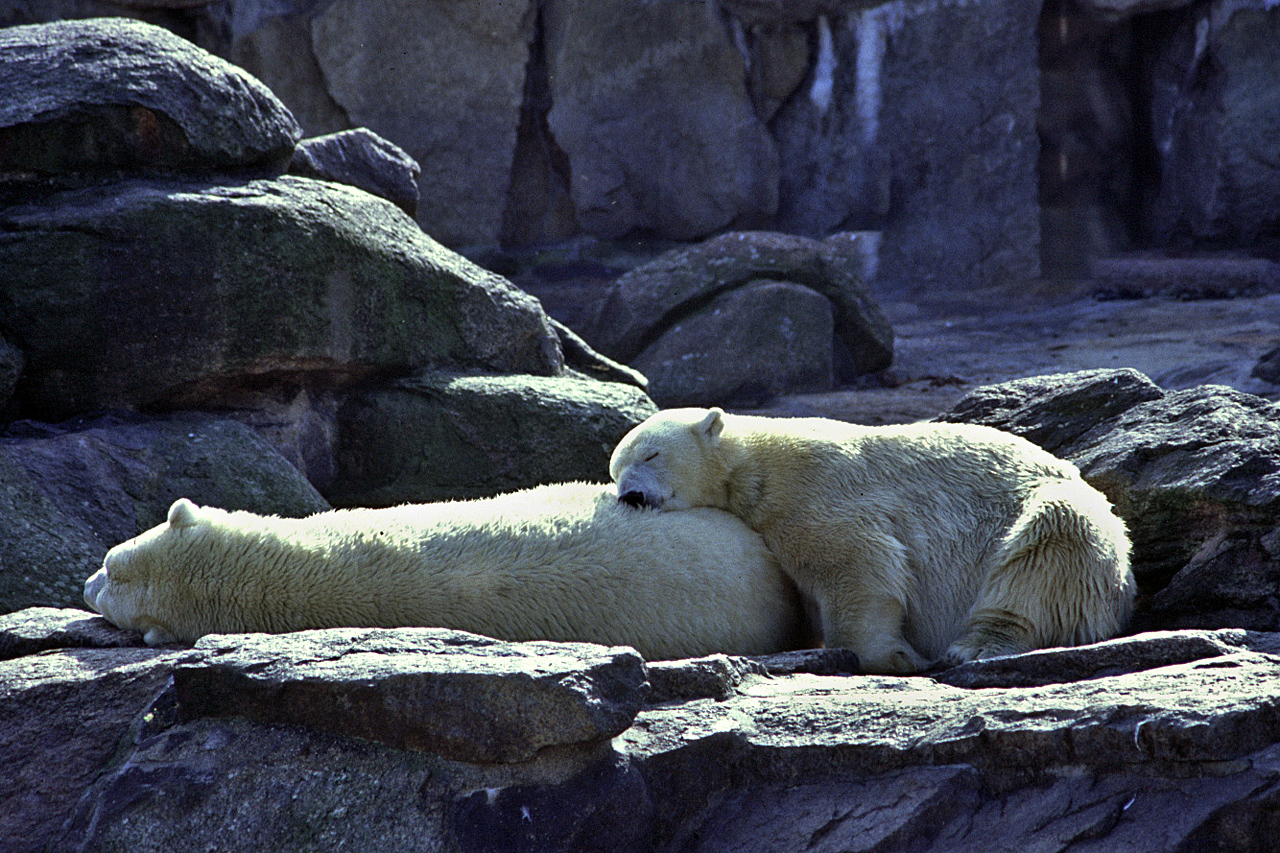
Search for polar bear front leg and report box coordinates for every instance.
[811,536,930,675]
[944,609,1037,666]
[823,592,931,675]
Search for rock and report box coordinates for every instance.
[1254,346,1280,384]
[58,715,452,853]
[172,628,648,764]
[207,4,351,139]
[941,370,1280,632]
[1038,0,1137,278]
[742,20,810,123]
[719,0,888,25]
[1077,0,1196,21]
[542,0,778,241]
[551,319,649,389]
[632,280,835,407]
[0,645,178,853]
[451,754,654,853]
[936,367,1165,455]
[0,175,562,420]
[646,654,770,704]
[626,650,1280,852]
[751,647,862,677]
[1091,254,1280,300]
[581,231,892,383]
[289,127,421,217]
[0,333,21,410]
[934,628,1250,689]
[1146,2,1280,250]
[1068,385,1280,624]
[0,411,328,613]
[769,0,1040,293]
[328,371,657,506]
[0,18,300,185]
[310,0,536,247]
[8,613,1280,852]
[0,607,141,661]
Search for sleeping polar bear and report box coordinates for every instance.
[83,482,813,661]
[610,408,1136,674]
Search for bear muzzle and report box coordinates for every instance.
[615,467,669,510]
[84,566,109,615]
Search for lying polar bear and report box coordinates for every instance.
[611,408,1136,674]
[83,482,813,660]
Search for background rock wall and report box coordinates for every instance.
[6,0,1275,293]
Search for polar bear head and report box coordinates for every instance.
[610,407,728,511]
[84,498,224,645]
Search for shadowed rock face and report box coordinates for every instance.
[5,609,1280,853]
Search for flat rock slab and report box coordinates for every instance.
[0,645,179,853]
[1092,256,1280,300]
[623,649,1280,784]
[173,628,649,763]
[0,607,142,661]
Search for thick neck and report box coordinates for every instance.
[718,432,773,528]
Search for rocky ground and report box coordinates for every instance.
[741,282,1280,425]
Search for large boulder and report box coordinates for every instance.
[0,18,300,184]
[542,0,779,240]
[580,231,891,405]
[328,371,657,506]
[0,642,179,853]
[0,412,328,613]
[940,369,1280,632]
[7,616,1280,853]
[0,175,562,421]
[631,280,836,407]
[1146,1,1280,249]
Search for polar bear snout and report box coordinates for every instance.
[618,489,652,509]
[84,566,109,615]
[615,466,669,510]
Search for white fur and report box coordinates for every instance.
[610,408,1136,674]
[84,483,812,660]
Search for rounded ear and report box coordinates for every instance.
[697,408,725,444]
[167,498,201,529]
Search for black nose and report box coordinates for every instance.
[618,490,649,509]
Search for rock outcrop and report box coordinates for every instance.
[0,174,561,421]
[0,18,655,613]
[0,17,300,182]
[6,606,1280,853]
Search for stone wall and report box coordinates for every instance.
[7,0,1272,293]
[11,0,1277,295]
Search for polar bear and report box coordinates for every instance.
[83,482,813,660]
[610,408,1135,674]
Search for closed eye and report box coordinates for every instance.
[644,452,659,462]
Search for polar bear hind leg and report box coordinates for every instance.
[945,480,1134,666]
